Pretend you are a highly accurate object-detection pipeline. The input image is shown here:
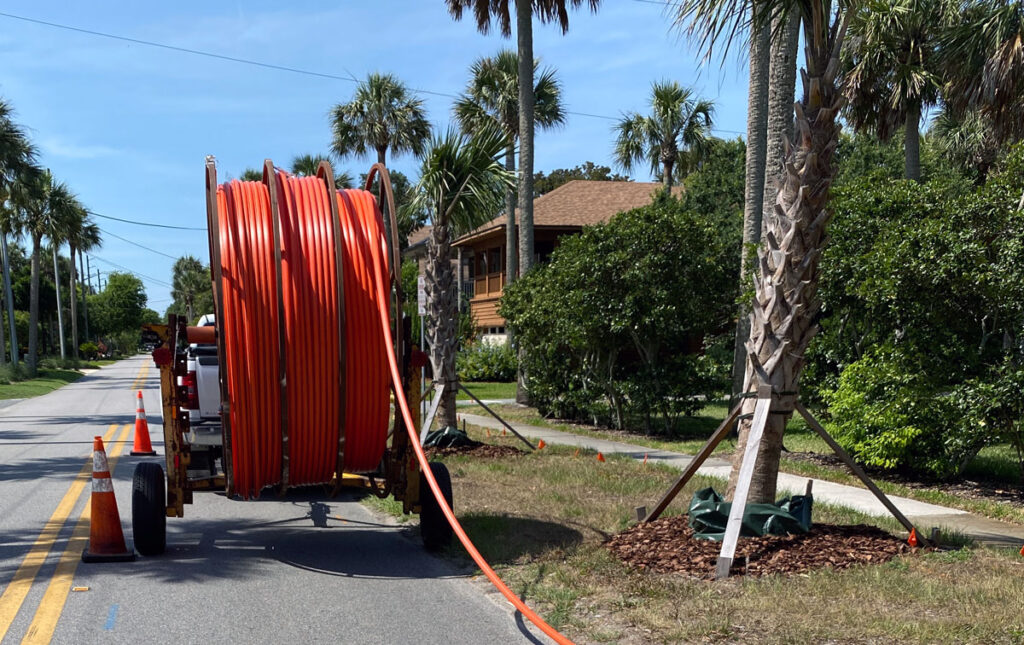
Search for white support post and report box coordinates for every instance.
[715,384,773,580]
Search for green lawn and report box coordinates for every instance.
[367,431,1021,644]
[453,381,517,401]
[458,401,1024,525]
[0,369,84,399]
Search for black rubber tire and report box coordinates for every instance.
[132,462,166,556]
[420,462,454,552]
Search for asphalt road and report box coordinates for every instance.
[0,356,546,644]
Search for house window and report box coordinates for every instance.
[536,240,555,264]
[488,247,503,274]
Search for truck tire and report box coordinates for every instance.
[132,462,166,556]
[420,462,453,552]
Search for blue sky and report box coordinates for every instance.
[0,1,750,311]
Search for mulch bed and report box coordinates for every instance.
[425,443,526,459]
[606,516,914,580]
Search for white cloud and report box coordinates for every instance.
[39,136,120,159]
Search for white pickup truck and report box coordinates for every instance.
[183,314,220,426]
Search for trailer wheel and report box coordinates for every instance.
[132,462,166,556]
[420,462,453,552]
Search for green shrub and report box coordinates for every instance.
[457,342,516,382]
[824,347,983,478]
[79,341,99,360]
[501,192,738,432]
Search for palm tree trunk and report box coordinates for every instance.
[376,146,396,256]
[905,103,922,181]
[761,12,801,220]
[504,144,518,283]
[70,244,79,354]
[425,223,458,429]
[28,232,41,369]
[1,231,18,366]
[516,1,536,276]
[729,22,771,406]
[728,8,847,503]
[662,159,675,192]
[52,246,66,360]
[80,251,89,340]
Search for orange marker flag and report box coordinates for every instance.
[643,453,648,466]
[537,439,547,450]
[486,428,491,438]
[1019,543,1024,557]
[596,452,606,463]
[908,528,919,548]
[573,448,580,458]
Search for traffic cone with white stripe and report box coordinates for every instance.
[130,390,156,456]
[82,436,135,562]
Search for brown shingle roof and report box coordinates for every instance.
[453,180,666,246]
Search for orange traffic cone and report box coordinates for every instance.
[537,439,547,450]
[82,437,135,562]
[907,527,919,548]
[1019,543,1024,557]
[130,390,156,456]
[596,452,606,463]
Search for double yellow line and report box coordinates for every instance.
[0,361,151,643]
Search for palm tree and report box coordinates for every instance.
[454,49,566,284]
[413,126,513,429]
[171,255,208,324]
[45,191,87,360]
[842,0,954,180]
[677,0,852,503]
[330,72,430,252]
[66,211,100,356]
[290,153,354,189]
[612,81,715,192]
[0,98,37,365]
[929,106,1000,181]
[239,168,262,182]
[19,169,78,367]
[446,0,600,278]
[941,0,1024,142]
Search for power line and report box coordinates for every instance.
[88,210,206,231]
[0,10,745,137]
[98,227,179,260]
[89,254,172,288]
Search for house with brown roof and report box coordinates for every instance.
[452,179,664,341]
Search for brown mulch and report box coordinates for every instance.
[425,443,526,459]
[606,516,914,580]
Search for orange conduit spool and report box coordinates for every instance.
[215,172,390,496]
[212,162,573,644]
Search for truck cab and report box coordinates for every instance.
[183,314,220,426]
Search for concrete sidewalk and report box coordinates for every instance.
[458,412,1024,549]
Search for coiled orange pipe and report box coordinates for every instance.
[214,165,573,645]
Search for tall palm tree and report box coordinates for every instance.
[66,212,100,356]
[171,255,208,324]
[413,126,513,429]
[290,153,354,189]
[941,0,1024,142]
[330,72,430,252]
[446,0,600,278]
[239,168,262,182]
[46,192,86,360]
[0,98,37,365]
[454,49,566,284]
[929,106,1000,181]
[678,0,852,503]
[842,0,954,180]
[19,169,77,368]
[612,81,715,192]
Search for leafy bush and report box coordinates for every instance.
[824,347,978,478]
[501,192,738,432]
[812,144,1024,477]
[457,342,517,382]
[79,341,99,360]
[0,362,27,385]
